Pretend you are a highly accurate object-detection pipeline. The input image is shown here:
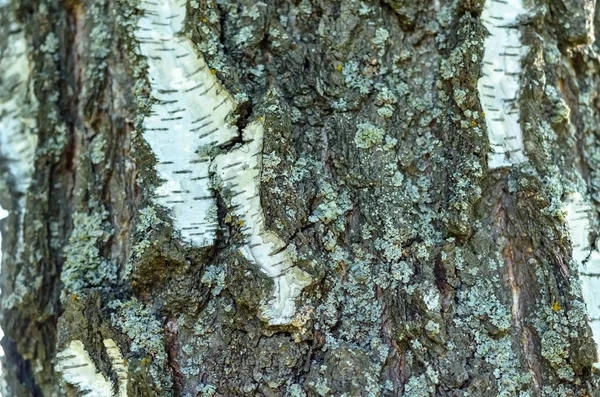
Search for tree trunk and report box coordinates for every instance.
[1,0,600,395]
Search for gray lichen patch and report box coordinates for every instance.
[61,208,116,295]
[109,297,173,396]
[354,122,385,149]
[90,133,107,165]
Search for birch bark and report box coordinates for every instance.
[1,0,600,396]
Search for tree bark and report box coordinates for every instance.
[1,0,600,396]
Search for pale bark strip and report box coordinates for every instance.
[135,0,238,247]
[135,0,311,325]
[213,122,312,324]
[0,7,37,261]
[56,339,130,396]
[103,339,128,397]
[479,0,528,168]
[55,340,113,397]
[565,193,600,365]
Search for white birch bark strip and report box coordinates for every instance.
[213,122,312,325]
[135,1,311,324]
[0,14,38,258]
[478,0,528,168]
[103,339,128,397]
[55,340,113,397]
[135,0,238,247]
[565,193,600,365]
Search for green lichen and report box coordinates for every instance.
[308,182,352,229]
[545,85,571,124]
[391,171,404,187]
[40,32,59,54]
[136,206,163,233]
[532,274,593,383]
[128,206,163,270]
[268,25,290,49]
[109,297,172,394]
[377,106,393,119]
[235,26,255,46]
[342,61,374,95]
[372,28,390,47]
[354,123,385,149]
[61,208,115,294]
[243,4,263,20]
[298,0,312,15]
[453,88,467,106]
[200,265,226,296]
[286,383,307,397]
[189,1,230,75]
[90,134,106,165]
[131,239,151,260]
[390,261,413,285]
[425,320,440,335]
[403,374,434,396]
[540,329,573,380]
[308,378,330,396]
[110,300,164,354]
[195,383,217,396]
[453,276,532,395]
[261,152,282,182]
[372,27,390,57]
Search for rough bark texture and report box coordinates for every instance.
[1,0,600,396]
